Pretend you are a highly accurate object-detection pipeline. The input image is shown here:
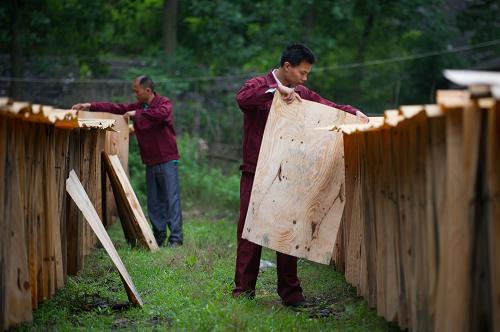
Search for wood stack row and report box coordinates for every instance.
[0,98,128,330]
[332,90,499,331]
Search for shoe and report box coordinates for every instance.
[283,300,308,308]
[166,241,182,248]
[232,290,255,300]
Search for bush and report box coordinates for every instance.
[128,134,240,218]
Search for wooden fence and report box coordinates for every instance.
[333,90,499,331]
[0,98,129,330]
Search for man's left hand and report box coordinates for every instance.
[124,110,136,118]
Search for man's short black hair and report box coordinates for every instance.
[280,44,316,67]
[136,75,155,91]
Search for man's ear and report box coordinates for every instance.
[283,62,291,71]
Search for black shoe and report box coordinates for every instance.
[166,241,182,248]
[283,300,308,308]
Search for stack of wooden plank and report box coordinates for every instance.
[333,90,499,331]
[0,99,128,330]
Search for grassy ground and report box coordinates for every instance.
[15,210,399,331]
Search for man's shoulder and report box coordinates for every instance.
[244,71,273,86]
[294,85,311,93]
[154,94,172,105]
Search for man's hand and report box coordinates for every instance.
[71,103,91,111]
[124,110,136,118]
[356,110,369,124]
[277,85,302,104]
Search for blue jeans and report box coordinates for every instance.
[146,160,183,245]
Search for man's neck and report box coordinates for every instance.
[146,93,155,105]
[274,68,290,87]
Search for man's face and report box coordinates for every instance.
[133,80,151,103]
[283,61,313,86]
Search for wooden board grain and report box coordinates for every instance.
[486,100,500,332]
[242,92,359,264]
[66,170,143,306]
[103,154,158,251]
[435,106,471,332]
[79,111,130,225]
[3,119,32,328]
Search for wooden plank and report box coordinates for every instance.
[435,106,472,332]
[392,125,410,329]
[103,153,159,251]
[360,132,377,307]
[344,133,362,289]
[486,100,500,332]
[380,128,399,323]
[425,113,447,329]
[66,129,82,276]
[79,111,129,226]
[0,116,7,330]
[242,92,359,264]
[65,170,143,306]
[54,129,70,280]
[3,118,32,328]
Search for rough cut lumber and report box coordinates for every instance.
[102,153,159,251]
[66,170,143,307]
[79,111,129,227]
[2,119,32,330]
[485,100,500,332]
[242,92,359,264]
[0,100,126,330]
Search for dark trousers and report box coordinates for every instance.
[146,160,183,245]
[233,172,304,304]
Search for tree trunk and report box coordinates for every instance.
[10,0,24,100]
[163,0,177,56]
[352,12,375,99]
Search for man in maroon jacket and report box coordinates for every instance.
[234,44,368,307]
[72,75,183,247]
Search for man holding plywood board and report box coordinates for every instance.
[233,44,367,306]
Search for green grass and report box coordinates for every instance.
[14,136,399,331]
[15,217,399,331]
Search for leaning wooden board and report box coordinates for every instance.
[103,153,159,251]
[242,92,359,264]
[66,170,143,306]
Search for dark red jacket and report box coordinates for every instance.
[236,71,359,173]
[90,94,180,166]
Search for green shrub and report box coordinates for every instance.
[128,134,240,217]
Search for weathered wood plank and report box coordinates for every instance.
[242,93,359,264]
[79,111,130,226]
[66,170,143,307]
[486,100,500,332]
[4,119,32,328]
[103,153,158,251]
[424,113,446,329]
[435,106,472,332]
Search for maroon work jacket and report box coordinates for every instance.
[236,71,359,173]
[90,94,179,166]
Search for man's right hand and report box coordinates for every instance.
[71,103,91,111]
[277,85,302,104]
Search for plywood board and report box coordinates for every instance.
[66,170,143,306]
[242,92,359,264]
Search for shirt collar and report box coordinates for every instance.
[272,69,284,86]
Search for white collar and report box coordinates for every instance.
[272,69,284,86]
